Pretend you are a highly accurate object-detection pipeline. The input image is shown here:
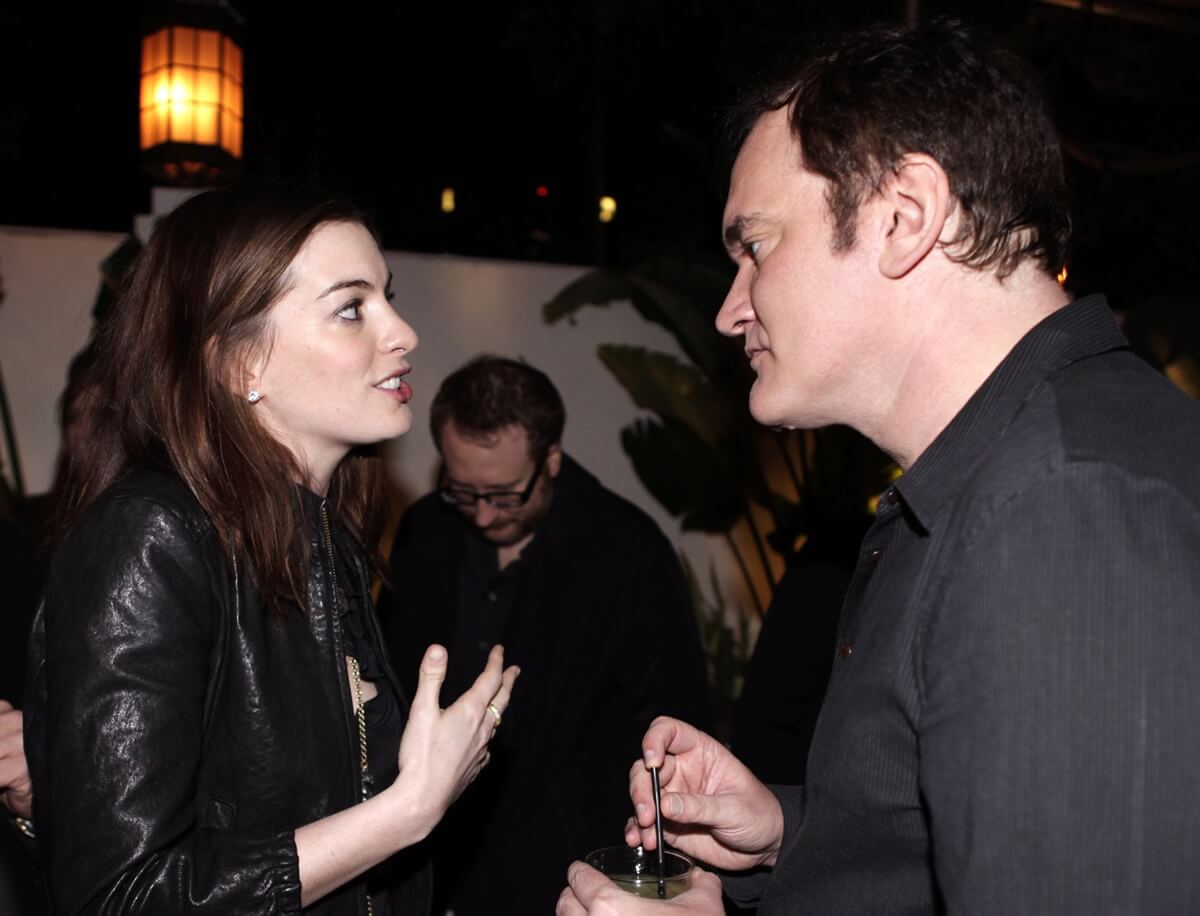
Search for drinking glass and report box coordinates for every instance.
[584,845,693,899]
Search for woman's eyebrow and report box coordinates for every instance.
[317,278,373,299]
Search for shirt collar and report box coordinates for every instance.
[893,295,1129,531]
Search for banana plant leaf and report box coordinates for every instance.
[679,552,753,731]
[731,425,789,511]
[543,260,737,383]
[542,269,633,324]
[622,262,738,379]
[597,344,738,451]
[620,415,746,534]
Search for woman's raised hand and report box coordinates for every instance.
[391,644,519,837]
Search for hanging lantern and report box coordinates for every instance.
[140,3,244,183]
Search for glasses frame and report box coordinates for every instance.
[437,452,547,510]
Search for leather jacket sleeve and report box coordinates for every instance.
[26,492,303,915]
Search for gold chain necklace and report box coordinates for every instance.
[324,502,375,916]
[349,655,375,916]
[349,656,370,800]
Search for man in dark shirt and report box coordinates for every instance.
[558,18,1200,916]
[379,355,711,916]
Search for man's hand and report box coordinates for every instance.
[556,860,724,915]
[624,717,783,872]
[0,700,33,820]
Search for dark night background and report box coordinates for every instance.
[2,1,1199,323]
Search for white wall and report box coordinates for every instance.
[0,226,121,494]
[0,225,759,627]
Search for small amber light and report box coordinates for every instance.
[598,195,617,223]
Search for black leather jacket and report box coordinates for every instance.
[25,467,429,915]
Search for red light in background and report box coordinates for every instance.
[536,185,549,198]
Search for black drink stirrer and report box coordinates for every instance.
[651,766,666,898]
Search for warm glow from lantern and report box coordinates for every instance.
[1056,264,1069,286]
[441,187,456,213]
[140,25,243,161]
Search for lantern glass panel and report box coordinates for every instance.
[141,70,154,109]
[145,30,167,72]
[197,70,219,105]
[222,116,243,157]
[140,109,154,148]
[223,76,242,117]
[195,104,219,144]
[152,71,170,107]
[166,68,190,142]
[197,30,220,69]
[173,27,196,65]
[155,105,169,146]
[175,68,196,105]
[224,38,242,82]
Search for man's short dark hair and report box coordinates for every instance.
[726,18,1070,279]
[430,355,566,461]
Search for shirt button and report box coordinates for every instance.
[869,548,883,563]
[840,643,854,658]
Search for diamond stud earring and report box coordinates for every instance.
[247,390,262,404]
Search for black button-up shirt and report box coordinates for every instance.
[729,296,1200,914]
[443,527,532,704]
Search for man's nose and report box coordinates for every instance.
[472,497,499,527]
[716,268,754,337]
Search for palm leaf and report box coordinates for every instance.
[598,344,738,449]
[619,416,745,533]
[543,260,739,383]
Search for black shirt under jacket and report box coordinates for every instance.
[726,295,1200,915]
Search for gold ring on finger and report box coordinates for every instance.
[486,703,502,728]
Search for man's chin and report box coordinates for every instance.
[748,388,786,428]
[480,524,525,547]
[748,382,807,430]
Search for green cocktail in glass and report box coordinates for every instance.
[585,845,693,900]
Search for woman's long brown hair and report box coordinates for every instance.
[55,184,389,614]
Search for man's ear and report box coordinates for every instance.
[546,443,563,479]
[876,153,954,280]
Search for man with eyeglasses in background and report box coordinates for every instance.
[378,354,711,916]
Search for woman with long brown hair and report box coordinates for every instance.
[24,184,518,915]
